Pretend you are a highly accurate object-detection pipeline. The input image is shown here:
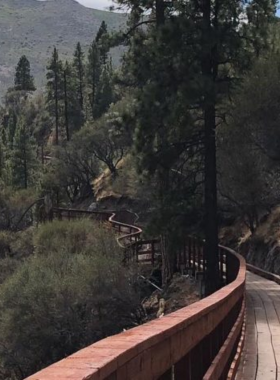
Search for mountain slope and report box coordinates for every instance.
[0,0,125,98]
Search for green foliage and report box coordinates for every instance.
[96,21,110,65]
[73,42,85,111]
[112,0,276,290]
[87,41,102,118]
[0,188,37,230]
[0,0,125,99]
[33,219,108,255]
[218,53,280,231]
[63,61,84,137]
[94,60,114,118]
[0,228,33,259]
[0,257,19,286]
[86,22,112,120]
[246,0,277,56]
[40,137,99,203]
[0,90,44,191]
[78,110,130,175]
[0,220,141,379]
[46,47,64,145]
[14,55,36,92]
[10,119,38,189]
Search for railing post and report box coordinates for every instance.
[222,251,226,286]
[151,241,155,266]
[202,334,212,378]
[200,245,204,272]
[203,245,206,275]
[183,241,187,271]
[158,368,172,380]
[174,354,191,379]
[190,344,203,379]
[192,238,196,276]
[187,237,191,269]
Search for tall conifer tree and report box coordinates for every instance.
[94,60,114,118]
[87,42,101,119]
[10,119,37,189]
[46,47,64,145]
[115,0,276,292]
[73,42,85,111]
[14,55,36,92]
[96,21,109,65]
[63,62,70,141]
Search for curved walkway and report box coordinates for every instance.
[24,208,246,380]
[237,271,280,380]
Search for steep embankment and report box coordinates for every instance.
[221,207,280,275]
[240,207,280,273]
[0,0,125,96]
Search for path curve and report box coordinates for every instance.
[24,207,246,380]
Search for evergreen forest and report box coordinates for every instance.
[0,1,280,378]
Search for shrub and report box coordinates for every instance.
[0,219,141,379]
[0,188,37,230]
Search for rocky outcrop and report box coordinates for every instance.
[238,207,280,275]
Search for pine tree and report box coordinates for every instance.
[73,42,85,111]
[63,63,70,142]
[246,0,277,57]
[0,128,11,185]
[0,135,5,179]
[87,42,101,119]
[62,61,84,138]
[7,111,17,149]
[96,21,109,65]
[114,0,276,292]
[14,55,36,91]
[94,60,114,118]
[46,47,64,145]
[96,21,108,43]
[10,119,37,189]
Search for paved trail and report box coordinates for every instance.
[237,272,280,380]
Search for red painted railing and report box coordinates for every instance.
[25,208,246,380]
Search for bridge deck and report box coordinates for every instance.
[237,272,280,380]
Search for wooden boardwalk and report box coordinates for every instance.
[237,272,280,380]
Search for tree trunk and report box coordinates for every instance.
[156,0,165,26]
[55,68,59,145]
[23,146,28,189]
[79,63,84,110]
[202,0,220,296]
[204,104,219,295]
[161,235,172,287]
[64,69,70,141]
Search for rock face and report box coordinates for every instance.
[241,237,280,274]
[0,0,125,97]
[238,207,280,275]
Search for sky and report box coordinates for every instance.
[75,0,280,15]
[79,0,280,14]
[75,0,114,11]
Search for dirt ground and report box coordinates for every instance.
[142,273,200,320]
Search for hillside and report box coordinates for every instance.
[0,0,126,98]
